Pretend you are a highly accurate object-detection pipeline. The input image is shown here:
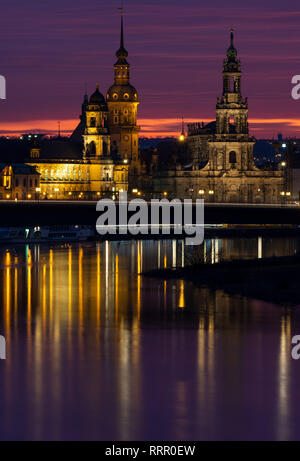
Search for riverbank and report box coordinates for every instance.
[143,254,300,306]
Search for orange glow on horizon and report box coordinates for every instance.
[1,117,300,138]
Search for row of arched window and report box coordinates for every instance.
[41,168,89,181]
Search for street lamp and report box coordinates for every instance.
[35,187,41,203]
[179,116,185,142]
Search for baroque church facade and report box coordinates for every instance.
[153,31,284,203]
[27,12,139,200]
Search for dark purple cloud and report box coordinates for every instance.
[1,0,300,137]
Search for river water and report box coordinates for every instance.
[0,236,300,440]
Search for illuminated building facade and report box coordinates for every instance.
[153,31,285,203]
[0,163,40,200]
[26,12,140,200]
[28,128,128,200]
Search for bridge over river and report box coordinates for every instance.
[0,200,299,229]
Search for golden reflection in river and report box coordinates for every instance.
[197,289,216,432]
[277,310,291,441]
[178,280,185,309]
[5,251,11,344]
[49,248,53,328]
[0,238,299,440]
[115,251,119,323]
[42,263,46,333]
[137,241,142,322]
[26,246,32,338]
[68,248,72,329]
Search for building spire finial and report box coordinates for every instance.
[119,6,124,49]
[230,28,234,47]
[116,5,128,60]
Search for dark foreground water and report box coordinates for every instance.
[0,236,300,440]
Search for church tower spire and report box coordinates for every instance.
[208,29,255,177]
[114,7,130,85]
[216,29,248,135]
[118,7,126,55]
[106,8,140,183]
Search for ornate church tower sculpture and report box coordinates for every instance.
[106,9,140,180]
[83,84,110,159]
[209,29,255,173]
[216,29,248,136]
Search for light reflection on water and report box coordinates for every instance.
[0,237,300,440]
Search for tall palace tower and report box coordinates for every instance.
[106,10,140,182]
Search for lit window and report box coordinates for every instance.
[124,93,129,99]
[113,93,118,99]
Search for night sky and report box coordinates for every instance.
[1,0,300,138]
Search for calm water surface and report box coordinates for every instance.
[0,236,300,440]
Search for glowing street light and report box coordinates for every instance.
[179,116,185,141]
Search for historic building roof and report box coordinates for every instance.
[36,139,83,160]
[0,163,40,175]
[88,85,108,110]
[106,83,138,103]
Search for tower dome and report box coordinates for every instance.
[89,84,107,109]
[106,83,138,103]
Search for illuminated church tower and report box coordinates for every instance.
[106,10,140,179]
[83,84,110,159]
[209,29,255,172]
[216,29,248,137]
